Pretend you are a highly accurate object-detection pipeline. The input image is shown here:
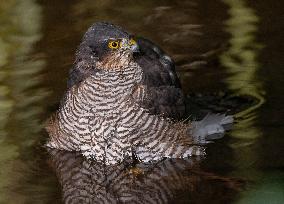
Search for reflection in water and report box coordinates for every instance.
[0,0,281,203]
[0,0,48,202]
[220,1,265,199]
[221,0,265,139]
[48,149,242,204]
[237,171,284,204]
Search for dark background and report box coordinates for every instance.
[0,0,283,203]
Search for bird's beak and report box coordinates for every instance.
[121,38,140,53]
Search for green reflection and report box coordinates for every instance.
[0,0,49,202]
[237,172,284,204]
[220,1,271,203]
[221,0,265,139]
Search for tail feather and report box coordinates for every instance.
[191,114,234,143]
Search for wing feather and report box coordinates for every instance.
[134,37,186,119]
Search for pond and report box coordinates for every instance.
[0,0,283,203]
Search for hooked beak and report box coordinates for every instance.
[121,38,140,53]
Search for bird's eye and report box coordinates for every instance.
[108,40,120,49]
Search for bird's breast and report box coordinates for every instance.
[65,64,143,116]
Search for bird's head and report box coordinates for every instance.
[76,22,139,70]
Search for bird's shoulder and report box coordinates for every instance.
[134,37,186,119]
[135,37,181,88]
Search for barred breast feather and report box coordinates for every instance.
[46,56,206,164]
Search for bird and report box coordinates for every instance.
[45,22,233,165]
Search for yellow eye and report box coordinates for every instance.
[129,38,136,45]
[108,40,120,49]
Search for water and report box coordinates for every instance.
[0,0,283,203]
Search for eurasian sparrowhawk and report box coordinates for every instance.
[45,22,233,165]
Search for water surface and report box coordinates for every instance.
[0,0,283,203]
